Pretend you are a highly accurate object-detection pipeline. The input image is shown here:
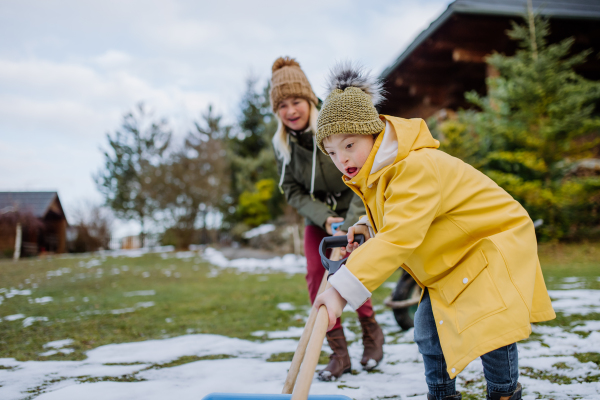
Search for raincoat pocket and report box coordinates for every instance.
[441,250,507,333]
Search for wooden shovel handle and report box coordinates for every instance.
[281,247,341,394]
[291,304,330,400]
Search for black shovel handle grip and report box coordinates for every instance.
[319,234,365,275]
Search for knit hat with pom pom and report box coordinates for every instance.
[270,57,318,112]
[316,62,385,154]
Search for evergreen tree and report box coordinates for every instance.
[95,103,171,245]
[436,16,600,240]
[155,105,230,247]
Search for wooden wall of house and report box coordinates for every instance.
[379,14,600,120]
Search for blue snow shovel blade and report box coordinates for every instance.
[203,394,352,400]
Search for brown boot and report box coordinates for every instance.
[359,314,384,370]
[318,328,351,381]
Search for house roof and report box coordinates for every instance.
[0,192,63,219]
[380,0,600,80]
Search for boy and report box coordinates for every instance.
[313,64,556,400]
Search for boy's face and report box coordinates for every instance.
[323,134,375,179]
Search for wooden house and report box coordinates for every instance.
[0,192,67,257]
[378,0,600,119]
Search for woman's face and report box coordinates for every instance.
[277,97,310,131]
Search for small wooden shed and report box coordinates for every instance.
[378,0,600,119]
[0,192,68,257]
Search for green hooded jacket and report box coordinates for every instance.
[276,129,365,231]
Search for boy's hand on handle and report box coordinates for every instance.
[346,225,371,254]
[325,216,344,235]
[313,287,347,331]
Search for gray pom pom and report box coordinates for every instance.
[325,61,385,106]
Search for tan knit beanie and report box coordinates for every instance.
[316,63,385,153]
[270,57,318,112]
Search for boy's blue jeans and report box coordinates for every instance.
[414,289,519,399]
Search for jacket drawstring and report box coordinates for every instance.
[278,135,290,194]
[310,135,317,201]
[326,193,338,211]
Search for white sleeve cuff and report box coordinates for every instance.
[353,216,375,237]
[328,265,372,310]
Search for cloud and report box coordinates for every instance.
[0,0,452,236]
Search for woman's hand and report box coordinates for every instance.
[313,287,347,331]
[346,225,371,254]
[325,216,344,235]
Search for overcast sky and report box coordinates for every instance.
[0,0,451,236]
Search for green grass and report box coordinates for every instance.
[538,242,600,289]
[0,242,597,365]
[267,351,330,364]
[0,251,398,362]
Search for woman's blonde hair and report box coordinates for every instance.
[272,100,319,165]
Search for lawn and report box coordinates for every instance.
[0,242,598,400]
[0,249,398,363]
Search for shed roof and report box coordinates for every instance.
[0,192,63,219]
[380,0,600,79]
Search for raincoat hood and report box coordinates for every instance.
[344,115,440,189]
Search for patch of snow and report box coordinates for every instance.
[47,268,72,277]
[202,248,306,274]
[3,314,25,321]
[276,303,295,311]
[23,316,48,327]
[38,350,58,357]
[124,290,156,297]
[31,296,53,304]
[175,251,196,259]
[562,277,580,283]
[572,320,600,332]
[82,259,102,268]
[97,246,176,258]
[242,224,276,239]
[39,348,74,357]
[548,289,600,315]
[382,282,397,290]
[264,327,305,339]
[4,289,32,298]
[44,339,75,349]
[342,304,354,312]
[110,301,155,315]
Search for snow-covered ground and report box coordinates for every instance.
[1,289,599,399]
[1,250,599,399]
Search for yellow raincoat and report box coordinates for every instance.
[329,115,555,378]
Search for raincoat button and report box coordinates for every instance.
[352,182,356,184]
[451,368,456,373]
[463,278,468,284]
[439,320,443,325]
[368,184,372,188]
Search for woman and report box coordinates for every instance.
[269,57,384,381]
